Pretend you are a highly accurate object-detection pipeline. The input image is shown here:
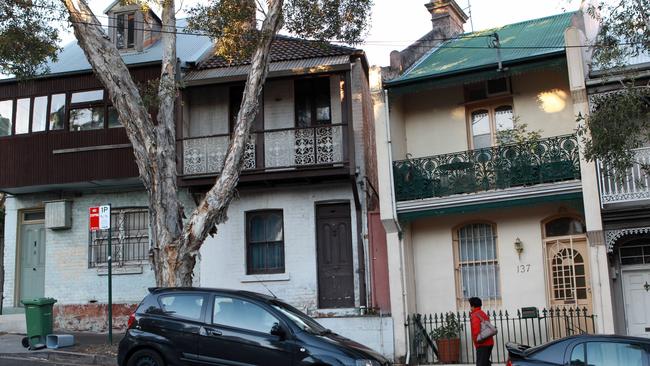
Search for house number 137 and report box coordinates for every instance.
[517,264,531,273]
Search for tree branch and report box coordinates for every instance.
[177,0,285,265]
[634,0,650,32]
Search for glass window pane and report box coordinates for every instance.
[495,105,514,131]
[546,217,586,237]
[213,296,280,334]
[569,344,585,366]
[159,294,204,320]
[71,90,103,104]
[108,107,121,128]
[32,96,48,132]
[0,100,13,136]
[586,342,644,366]
[127,13,135,48]
[471,110,490,135]
[249,215,266,242]
[457,223,499,299]
[15,98,31,134]
[70,107,104,131]
[49,94,66,130]
[116,14,125,49]
[266,213,283,241]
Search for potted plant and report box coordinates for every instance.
[430,312,462,363]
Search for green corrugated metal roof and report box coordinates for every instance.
[386,11,576,87]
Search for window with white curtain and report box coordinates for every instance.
[455,223,501,303]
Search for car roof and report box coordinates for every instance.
[147,287,278,302]
[560,334,650,343]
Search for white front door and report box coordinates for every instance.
[622,269,650,338]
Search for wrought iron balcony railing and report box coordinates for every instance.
[597,146,650,205]
[393,134,581,201]
[181,124,346,176]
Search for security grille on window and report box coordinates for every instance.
[246,210,285,274]
[455,223,501,307]
[89,208,149,267]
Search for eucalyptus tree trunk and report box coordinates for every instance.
[61,0,285,286]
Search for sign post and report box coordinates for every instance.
[99,205,112,344]
[90,205,113,344]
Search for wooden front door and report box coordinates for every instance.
[316,203,354,309]
[545,237,592,313]
[19,213,46,303]
[622,269,650,338]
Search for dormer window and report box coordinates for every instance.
[116,12,136,50]
[106,1,161,52]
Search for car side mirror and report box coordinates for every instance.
[270,323,286,340]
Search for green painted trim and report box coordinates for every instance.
[397,192,583,222]
[386,57,566,96]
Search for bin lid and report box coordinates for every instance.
[21,298,57,306]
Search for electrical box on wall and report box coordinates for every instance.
[45,200,72,230]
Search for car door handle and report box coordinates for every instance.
[208,329,222,337]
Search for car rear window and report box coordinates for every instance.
[528,340,568,364]
[158,294,204,321]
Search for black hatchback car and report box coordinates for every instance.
[506,334,650,366]
[118,288,390,366]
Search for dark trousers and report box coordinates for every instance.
[476,345,493,366]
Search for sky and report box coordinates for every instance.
[65,0,583,67]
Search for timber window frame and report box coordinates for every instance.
[88,207,150,268]
[115,12,137,50]
[246,210,285,275]
[453,222,501,309]
[295,77,332,128]
[466,99,515,149]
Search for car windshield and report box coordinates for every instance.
[271,300,328,335]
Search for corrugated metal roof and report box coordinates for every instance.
[387,11,576,87]
[184,55,351,84]
[45,19,213,76]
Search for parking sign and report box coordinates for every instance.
[99,205,111,230]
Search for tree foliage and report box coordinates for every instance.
[581,0,650,178]
[0,0,62,78]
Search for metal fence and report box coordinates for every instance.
[407,307,596,364]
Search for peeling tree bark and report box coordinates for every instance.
[61,0,285,287]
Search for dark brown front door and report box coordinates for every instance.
[316,203,354,308]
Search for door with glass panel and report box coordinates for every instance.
[469,104,514,149]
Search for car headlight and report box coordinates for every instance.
[355,360,381,366]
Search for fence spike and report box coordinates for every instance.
[504,309,509,319]
[542,307,548,317]
[568,307,574,317]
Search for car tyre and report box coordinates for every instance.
[127,349,165,366]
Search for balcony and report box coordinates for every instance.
[597,146,650,206]
[180,124,347,180]
[393,134,581,202]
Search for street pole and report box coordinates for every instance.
[107,204,113,344]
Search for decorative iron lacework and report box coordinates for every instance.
[598,147,650,204]
[393,134,581,201]
[605,227,650,252]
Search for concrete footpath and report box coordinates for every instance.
[0,332,121,365]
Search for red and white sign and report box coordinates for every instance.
[90,205,111,231]
[89,207,100,231]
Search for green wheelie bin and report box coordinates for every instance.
[21,298,57,350]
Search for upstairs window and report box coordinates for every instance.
[69,90,105,131]
[295,78,331,127]
[15,98,31,134]
[0,100,13,136]
[469,103,514,149]
[49,94,66,131]
[116,12,136,50]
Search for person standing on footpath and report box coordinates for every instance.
[470,297,494,366]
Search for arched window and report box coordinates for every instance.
[545,217,586,237]
[455,223,500,302]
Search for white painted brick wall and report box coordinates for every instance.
[199,183,360,313]
[2,189,195,309]
[316,316,394,359]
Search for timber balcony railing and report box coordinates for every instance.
[597,146,650,205]
[393,134,581,202]
[181,124,346,176]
